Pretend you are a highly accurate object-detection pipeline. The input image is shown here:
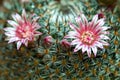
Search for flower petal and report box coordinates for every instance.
[69,22,80,33]
[7,20,19,27]
[17,41,22,50]
[102,26,110,30]
[71,39,81,45]
[74,44,83,52]
[95,41,103,49]
[80,13,88,25]
[33,23,41,30]
[8,37,19,43]
[24,39,28,47]
[96,18,105,28]
[92,14,98,23]
[92,47,97,56]
[82,45,88,53]
[32,16,39,22]
[65,31,78,39]
[100,40,109,46]
[12,13,22,22]
[90,14,98,29]
[22,9,27,18]
[87,48,91,57]
[34,31,42,36]
[4,27,16,31]
[75,16,84,29]
[5,32,15,37]
[100,35,110,40]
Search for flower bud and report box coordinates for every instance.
[60,39,71,51]
[98,13,105,19]
[43,36,53,48]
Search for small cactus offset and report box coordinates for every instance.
[0,0,120,80]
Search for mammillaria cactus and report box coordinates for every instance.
[0,0,120,80]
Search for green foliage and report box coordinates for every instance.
[0,0,120,80]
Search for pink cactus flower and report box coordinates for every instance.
[65,13,110,57]
[4,9,42,50]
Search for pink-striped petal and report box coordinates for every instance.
[32,16,39,22]
[75,16,84,29]
[96,18,105,28]
[5,32,15,37]
[17,41,22,50]
[102,26,110,30]
[12,13,22,22]
[80,13,88,25]
[100,40,109,46]
[33,23,41,30]
[92,14,98,23]
[100,35,110,40]
[92,47,97,56]
[95,41,103,49]
[4,27,16,31]
[34,31,42,36]
[22,9,27,18]
[69,22,80,33]
[87,48,91,57]
[24,39,28,46]
[90,15,98,29]
[8,37,19,43]
[71,39,81,45]
[74,44,83,52]
[82,45,88,53]
[7,20,19,27]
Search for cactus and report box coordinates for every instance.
[0,0,120,80]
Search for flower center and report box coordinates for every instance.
[22,26,32,38]
[22,30,31,38]
[16,25,33,39]
[81,31,94,45]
